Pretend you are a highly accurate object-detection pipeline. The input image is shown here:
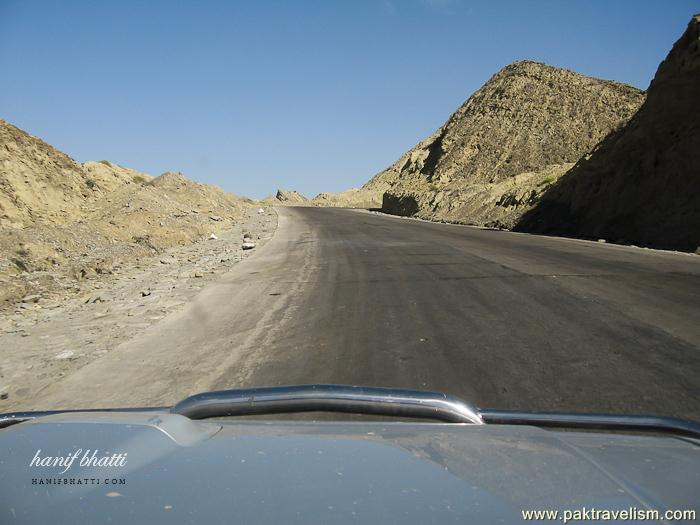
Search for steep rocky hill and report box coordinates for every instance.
[0,120,251,307]
[362,61,644,226]
[516,15,700,251]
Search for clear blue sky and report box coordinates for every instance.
[0,1,696,199]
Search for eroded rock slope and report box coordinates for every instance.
[363,61,645,227]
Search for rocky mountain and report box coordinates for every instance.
[0,120,251,307]
[516,15,700,251]
[361,61,644,227]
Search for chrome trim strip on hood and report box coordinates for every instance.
[3,385,700,438]
[479,409,700,438]
[171,384,484,424]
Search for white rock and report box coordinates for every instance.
[258,208,265,214]
[54,350,74,360]
[242,242,256,250]
[209,233,218,240]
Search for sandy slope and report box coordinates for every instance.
[0,120,253,308]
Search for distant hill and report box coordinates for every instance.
[260,189,310,205]
[310,188,382,209]
[516,15,700,251]
[275,189,308,203]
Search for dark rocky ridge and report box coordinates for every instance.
[516,15,700,251]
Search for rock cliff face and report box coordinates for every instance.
[381,163,574,228]
[516,15,700,251]
[363,61,644,227]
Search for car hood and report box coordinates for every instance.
[0,412,698,524]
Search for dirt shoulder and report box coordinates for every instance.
[0,207,277,411]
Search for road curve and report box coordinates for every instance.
[28,207,700,420]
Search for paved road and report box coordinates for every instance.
[31,207,700,419]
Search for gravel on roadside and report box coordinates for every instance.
[0,207,278,411]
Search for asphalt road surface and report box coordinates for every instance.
[30,207,700,420]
